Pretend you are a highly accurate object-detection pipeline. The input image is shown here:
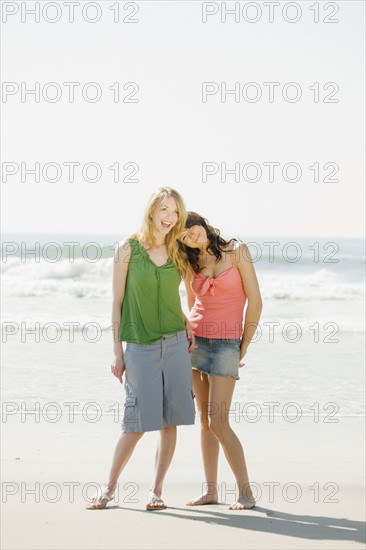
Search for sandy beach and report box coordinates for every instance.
[2,238,365,550]
[2,236,365,549]
[1,412,365,550]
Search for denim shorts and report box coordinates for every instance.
[121,331,196,433]
[191,336,241,380]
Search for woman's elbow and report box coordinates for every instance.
[112,297,123,309]
[247,297,263,311]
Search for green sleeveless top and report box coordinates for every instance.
[119,238,185,344]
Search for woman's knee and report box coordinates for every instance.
[123,431,144,442]
[208,417,227,437]
[199,413,210,431]
[160,425,177,435]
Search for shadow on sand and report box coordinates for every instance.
[112,504,366,545]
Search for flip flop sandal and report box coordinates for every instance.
[86,486,115,510]
[146,493,167,511]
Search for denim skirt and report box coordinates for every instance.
[191,336,241,380]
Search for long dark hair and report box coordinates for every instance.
[180,212,237,274]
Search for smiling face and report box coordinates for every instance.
[180,224,209,248]
[151,196,179,237]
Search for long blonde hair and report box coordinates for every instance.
[130,187,189,277]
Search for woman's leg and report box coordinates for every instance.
[105,431,144,487]
[87,431,144,509]
[147,425,177,509]
[208,375,256,509]
[186,370,220,505]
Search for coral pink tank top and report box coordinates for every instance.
[188,252,246,339]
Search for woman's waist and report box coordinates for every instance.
[189,301,245,319]
[125,329,187,347]
[191,320,243,339]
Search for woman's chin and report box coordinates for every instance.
[155,225,173,237]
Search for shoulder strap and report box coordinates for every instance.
[231,241,239,268]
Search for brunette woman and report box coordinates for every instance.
[180,212,262,510]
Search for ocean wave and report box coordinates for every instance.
[2,257,114,298]
[2,258,364,302]
[258,268,365,301]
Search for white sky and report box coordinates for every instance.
[1,0,365,238]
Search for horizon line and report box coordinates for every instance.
[1,232,365,241]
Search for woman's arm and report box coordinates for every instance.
[111,240,131,371]
[235,243,263,361]
[182,272,196,351]
[184,272,196,311]
[181,309,195,352]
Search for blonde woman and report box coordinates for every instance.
[86,188,195,511]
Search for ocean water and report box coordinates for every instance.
[1,234,365,418]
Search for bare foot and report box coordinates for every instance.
[146,491,167,511]
[186,493,219,506]
[229,497,256,510]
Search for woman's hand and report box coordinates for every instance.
[111,354,126,384]
[239,345,247,368]
[185,319,196,353]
